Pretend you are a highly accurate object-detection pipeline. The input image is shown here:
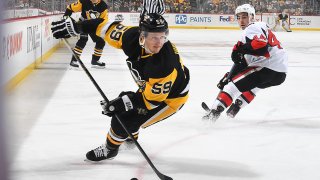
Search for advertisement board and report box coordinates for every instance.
[1,15,61,87]
[108,12,320,30]
[2,13,319,88]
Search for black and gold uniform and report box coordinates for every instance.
[64,0,108,20]
[51,12,190,161]
[109,26,189,126]
[64,0,108,67]
[277,12,292,32]
[80,17,190,149]
[278,13,289,22]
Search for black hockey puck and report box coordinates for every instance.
[130,178,138,180]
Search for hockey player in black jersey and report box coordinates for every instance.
[64,0,108,68]
[277,10,292,32]
[51,12,190,161]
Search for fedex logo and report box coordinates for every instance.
[219,16,235,22]
[175,15,187,24]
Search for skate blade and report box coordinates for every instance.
[84,159,101,163]
[84,157,115,163]
[226,113,235,118]
[202,114,213,121]
[202,113,218,122]
[69,66,81,70]
[202,114,210,120]
[91,65,106,69]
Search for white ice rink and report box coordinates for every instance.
[6,29,320,180]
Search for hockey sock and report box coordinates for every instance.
[92,48,103,62]
[216,91,233,108]
[237,88,259,108]
[73,46,83,59]
[212,82,242,110]
[238,91,255,108]
[106,128,126,149]
[127,130,139,141]
[227,87,260,118]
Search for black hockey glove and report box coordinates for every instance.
[231,51,245,64]
[100,91,135,117]
[231,41,246,65]
[51,17,79,39]
[217,72,230,90]
[118,91,136,97]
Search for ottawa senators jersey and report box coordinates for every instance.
[83,20,190,110]
[64,0,108,20]
[240,22,288,73]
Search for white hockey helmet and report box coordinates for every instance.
[235,4,255,21]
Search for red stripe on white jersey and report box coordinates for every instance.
[252,34,271,58]
[251,38,267,50]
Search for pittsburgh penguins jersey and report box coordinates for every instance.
[81,19,190,110]
[64,0,108,20]
[240,21,288,73]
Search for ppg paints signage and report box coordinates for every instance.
[175,14,187,24]
[174,14,212,25]
[108,12,320,30]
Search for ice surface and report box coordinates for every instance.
[6,29,320,180]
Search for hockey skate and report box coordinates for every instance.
[91,60,105,69]
[202,105,224,121]
[86,144,118,162]
[226,99,242,118]
[69,59,80,69]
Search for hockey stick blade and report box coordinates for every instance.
[62,38,173,180]
[162,175,173,180]
[201,102,210,112]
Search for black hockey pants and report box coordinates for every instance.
[233,67,287,92]
[72,33,105,62]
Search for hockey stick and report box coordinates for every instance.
[201,63,237,112]
[201,102,210,112]
[62,39,173,180]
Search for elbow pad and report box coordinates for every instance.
[238,38,268,56]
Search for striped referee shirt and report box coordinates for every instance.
[142,0,165,15]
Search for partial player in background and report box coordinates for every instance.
[51,1,190,162]
[277,9,292,32]
[203,4,288,121]
[64,0,108,68]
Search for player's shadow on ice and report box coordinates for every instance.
[142,158,259,178]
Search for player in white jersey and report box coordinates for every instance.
[203,4,288,121]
